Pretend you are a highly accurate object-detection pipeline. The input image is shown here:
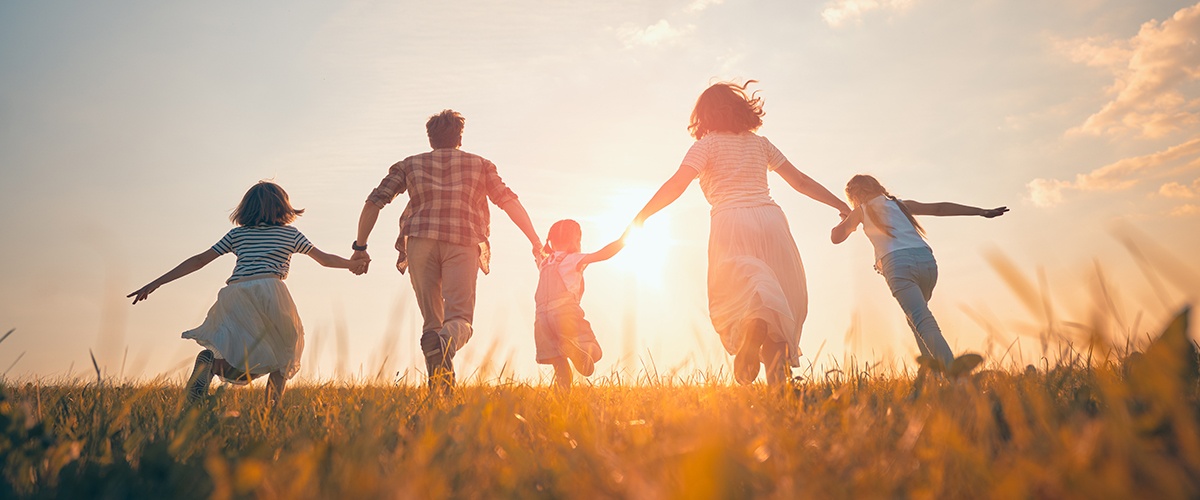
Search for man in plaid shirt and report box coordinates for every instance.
[352,109,542,391]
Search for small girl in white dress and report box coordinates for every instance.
[128,181,358,408]
[831,174,1007,371]
[534,220,625,387]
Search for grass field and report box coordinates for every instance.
[1,309,1197,499]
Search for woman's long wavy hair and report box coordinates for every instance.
[845,175,925,239]
[688,80,765,140]
[543,219,582,255]
[230,181,304,227]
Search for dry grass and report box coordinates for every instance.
[2,314,1197,500]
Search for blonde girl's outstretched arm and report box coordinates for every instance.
[308,247,356,269]
[775,161,852,216]
[632,166,698,226]
[831,207,864,244]
[579,235,629,267]
[127,249,220,304]
[901,201,1009,218]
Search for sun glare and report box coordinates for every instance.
[584,194,675,290]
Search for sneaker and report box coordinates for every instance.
[733,327,764,385]
[561,339,596,377]
[421,331,455,392]
[186,350,214,403]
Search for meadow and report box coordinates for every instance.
[1,308,1197,499]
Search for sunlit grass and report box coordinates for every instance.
[2,318,1197,499]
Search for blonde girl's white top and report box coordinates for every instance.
[680,132,789,215]
[861,195,930,263]
[211,224,314,283]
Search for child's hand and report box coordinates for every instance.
[127,282,161,305]
[349,259,369,275]
[981,206,1009,218]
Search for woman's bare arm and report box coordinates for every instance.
[632,166,698,226]
[774,161,851,216]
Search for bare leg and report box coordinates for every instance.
[761,341,790,386]
[266,371,286,410]
[734,319,767,385]
[551,357,572,389]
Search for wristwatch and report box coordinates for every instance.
[352,241,368,251]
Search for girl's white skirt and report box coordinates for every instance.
[708,204,807,367]
[182,276,304,383]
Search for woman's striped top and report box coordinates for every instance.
[680,131,789,215]
[211,224,313,283]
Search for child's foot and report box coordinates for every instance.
[561,340,596,377]
[734,326,765,385]
[186,350,214,403]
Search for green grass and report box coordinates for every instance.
[2,347,1198,499]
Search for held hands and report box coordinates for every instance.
[350,250,371,275]
[981,206,1009,218]
[127,281,161,305]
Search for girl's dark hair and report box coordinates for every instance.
[845,174,925,239]
[544,219,582,254]
[230,181,304,226]
[426,109,465,149]
[688,80,765,140]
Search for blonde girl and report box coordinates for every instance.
[534,220,625,387]
[831,174,1007,369]
[631,80,851,386]
[128,181,358,408]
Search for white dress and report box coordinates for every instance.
[182,225,311,382]
[682,132,807,366]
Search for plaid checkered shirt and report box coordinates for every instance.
[366,148,519,275]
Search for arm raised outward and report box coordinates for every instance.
[830,207,864,244]
[902,201,1009,218]
[499,199,543,261]
[633,166,698,226]
[127,249,220,304]
[774,161,851,217]
[579,232,629,267]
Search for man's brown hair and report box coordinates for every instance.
[427,109,465,149]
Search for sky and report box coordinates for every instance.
[1,0,1198,384]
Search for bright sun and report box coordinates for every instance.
[584,193,675,289]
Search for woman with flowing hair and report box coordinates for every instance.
[631,80,850,385]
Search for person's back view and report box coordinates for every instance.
[351,109,543,391]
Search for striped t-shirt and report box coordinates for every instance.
[211,224,314,283]
[680,132,788,214]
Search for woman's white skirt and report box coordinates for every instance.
[708,204,807,367]
[182,277,304,383]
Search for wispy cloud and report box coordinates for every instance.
[617,19,694,48]
[1158,180,1199,198]
[1169,203,1200,217]
[1058,3,1200,138]
[1028,137,1200,207]
[821,0,917,28]
[684,0,724,14]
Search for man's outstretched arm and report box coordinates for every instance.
[499,199,542,260]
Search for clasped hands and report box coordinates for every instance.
[350,250,370,275]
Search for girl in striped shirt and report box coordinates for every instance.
[128,181,358,408]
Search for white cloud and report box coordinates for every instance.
[821,0,917,28]
[1028,137,1200,206]
[1170,203,1200,216]
[685,0,724,14]
[618,19,693,48]
[1158,181,1196,198]
[1059,3,1200,138]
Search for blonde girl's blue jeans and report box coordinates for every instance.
[879,247,955,369]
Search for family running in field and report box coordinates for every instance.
[127,80,1008,407]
